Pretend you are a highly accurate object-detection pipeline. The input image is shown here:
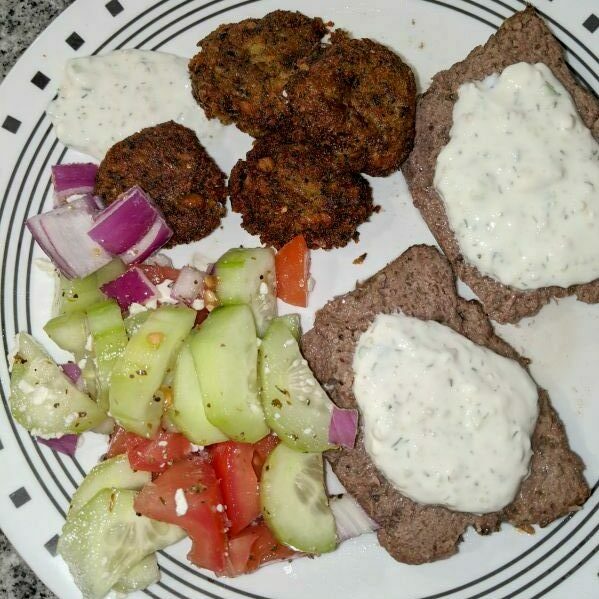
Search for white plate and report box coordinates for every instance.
[1,1,598,598]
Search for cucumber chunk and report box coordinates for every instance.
[275,313,302,341]
[259,319,333,452]
[69,454,151,515]
[110,306,195,438]
[87,300,128,413]
[9,333,105,437]
[44,311,88,358]
[124,310,150,338]
[58,489,184,599]
[168,337,228,445]
[215,247,276,336]
[58,259,125,315]
[113,554,159,594]
[260,443,337,554]
[190,305,268,443]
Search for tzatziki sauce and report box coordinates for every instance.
[353,313,538,514]
[47,50,223,159]
[434,62,599,290]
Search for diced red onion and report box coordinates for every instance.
[101,267,158,310]
[52,163,98,205]
[37,434,79,456]
[171,266,205,304]
[329,494,379,542]
[119,218,173,265]
[144,253,173,268]
[88,186,160,255]
[26,196,112,279]
[329,406,358,448]
[60,362,82,383]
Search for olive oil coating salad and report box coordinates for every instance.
[9,175,371,599]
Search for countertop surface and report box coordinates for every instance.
[0,2,71,595]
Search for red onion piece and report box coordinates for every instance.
[329,406,358,448]
[171,266,205,304]
[119,218,173,265]
[329,494,379,542]
[60,362,82,383]
[26,196,112,279]
[52,163,98,205]
[88,186,160,255]
[101,267,158,310]
[37,435,79,456]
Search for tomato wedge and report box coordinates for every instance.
[211,442,260,534]
[275,235,310,307]
[138,264,181,286]
[134,455,228,573]
[106,427,192,473]
[251,434,280,479]
[228,521,296,575]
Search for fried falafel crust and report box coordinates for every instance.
[94,121,227,247]
[287,31,417,177]
[229,137,374,250]
[188,10,327,137]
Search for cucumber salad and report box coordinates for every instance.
[8,167,375,599]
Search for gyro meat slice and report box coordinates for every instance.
[287,31,417,177]
[94,121,227,247]
[229,137,374,249]
[189,10,327,137]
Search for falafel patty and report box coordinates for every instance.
[94,121,227,247]
[229,137,374,249]
[188,10,327,137]
[286,32,417,177]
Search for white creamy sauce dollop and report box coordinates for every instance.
[353,313,538,514]
[47,49,222,159]
[434,62,599,290]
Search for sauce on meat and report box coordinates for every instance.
[353,313,538,514]
[47,49,223,159]
[434,62,599,290]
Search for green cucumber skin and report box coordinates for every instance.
[260,443,337,554]
[68,454,151,515]
[113,554,159,593]
[190,305,269,443]
[168,338,228,445]
[9,333,105,436]
[44,311,88,358]
[109,306,195,438]
[87,300,128,413]
[215,247,277,336]
[259,319,333,452]
[58,259,125,315]
[58,488,184,599]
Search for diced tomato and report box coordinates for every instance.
[211,442,260,534]
[226,528,260,576]
[275,235,310,307]
[138,264,181,286]
[228,521,295,575]
[106,427,191,473]
[251,434,280,479]
[194,307,209,326]
[128,430,192,473]
[134,455,228,573]
[106,426,144,459]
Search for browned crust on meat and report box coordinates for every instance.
[228,136,374,249]
[188,10,327,137]
[94,121,227,247]
[301,244,589,564]
[402,7,599,323]
[287,31,416,176]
